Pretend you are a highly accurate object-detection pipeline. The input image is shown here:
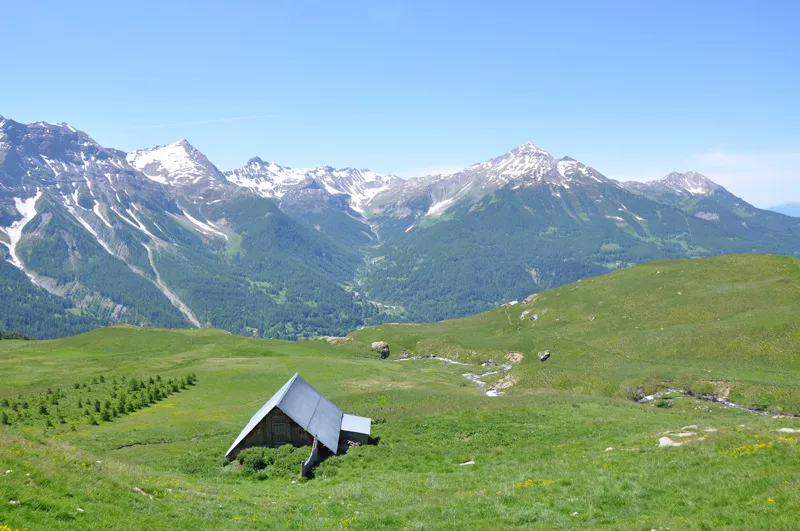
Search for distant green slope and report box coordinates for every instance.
[0,260,103,339]
[351,254,800,412]
[362,185,800,323]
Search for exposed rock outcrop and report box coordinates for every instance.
[371,341,390,359]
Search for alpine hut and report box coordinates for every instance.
[225,373,371,463]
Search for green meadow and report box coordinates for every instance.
[1,255,799,530]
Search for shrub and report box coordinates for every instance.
[238,447,275,471]
[237,445,308,479]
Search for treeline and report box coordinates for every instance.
[0,330,31,340]
[0,261,102,339]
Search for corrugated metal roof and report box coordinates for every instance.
[279,376,343,453]
[225,373,345,457]
[341,414,371,436]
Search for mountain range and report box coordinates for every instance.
[2,115,799,338]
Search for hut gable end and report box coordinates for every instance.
[236,408,314,452]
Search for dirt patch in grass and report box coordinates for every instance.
[343,377,418,392]
[506,352,524,363]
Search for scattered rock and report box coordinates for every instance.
[537,350,551,362]
[9,499,19,505]
[371,341,390,359]
[77,507,84,513]
[704,428,718,433]
[520,310,531,320]
[674,432,696,438]
[530,314,539,321]
[776,428,800,434]
[571,512,578,517]
[459,460,475,466]
[506,352,524,363]
[681,425,699,430]
[487,374,518,395]
[658,437,683,447]
[400,350,412,359]
[605,447,614,452]
[523,294,537,304]
[5,470,11,474]
[133,487,153,500]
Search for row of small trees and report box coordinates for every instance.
[0,373,198,428]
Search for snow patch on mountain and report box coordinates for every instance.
[226,159,399,213]
[625,171,721,197]
[127,140,227,187]
[143,244,201,328]
[92,203,113,228]
[226,158,309,197]
[69,208,116,256]
[660,171,719,195]
[1,190,43,270]
[178,210,228,240]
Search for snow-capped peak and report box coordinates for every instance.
[127,140,227,187]
[225,159,399,213]
[462,142,555,182]
[510,141,552,158]
[658,171,720,196]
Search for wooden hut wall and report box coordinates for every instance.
[235,409,314,455]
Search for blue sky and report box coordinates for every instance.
[3,0,798,206]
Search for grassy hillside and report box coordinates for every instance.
[352,254,800,412]
[1,255,799,530]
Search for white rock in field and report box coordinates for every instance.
[776,428,800,434]
[658,437,682,447]
[371,341,390,359]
